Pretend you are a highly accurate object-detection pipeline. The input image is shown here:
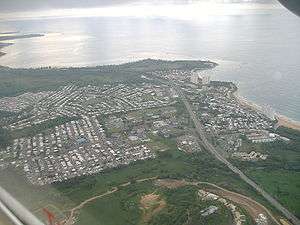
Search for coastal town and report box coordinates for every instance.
[0,68,289,185]
[0,82,190,184]
[0,2,299,222]
[147,69,289,158]
[0,57,299,225]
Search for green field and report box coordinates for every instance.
[248,170,300,217]
[233,127,300,217]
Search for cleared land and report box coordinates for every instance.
[140,193,166,223]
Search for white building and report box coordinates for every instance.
[246,131,276,143]
[190,72,199,84]
[191,70,210,85]
[255,213,268,225]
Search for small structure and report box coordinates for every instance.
[191,70,210,85]
[177,135,201,153]
[246,130,276,143]
[255,213,268,225]
[201,205,219,217]
[232,151,268,161]
[77,137,87,145]
[128,135,139,141]
[198,190,218,201]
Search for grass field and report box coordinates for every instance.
[247,170,300,217]
[233,127,300,218]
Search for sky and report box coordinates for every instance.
[0,0,277,12]
[0,0,280,21]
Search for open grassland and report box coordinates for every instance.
[233,127,300,217]
[247,170,300,217]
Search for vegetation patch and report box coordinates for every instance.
[233,127,300,217]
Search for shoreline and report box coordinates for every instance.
[0,43,13,60]
[0,43,12,56]
[233,90,300,131]
[274,114,300,132]
[0,33,43,60]
[0,49,299,132]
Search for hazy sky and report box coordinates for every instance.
[0,0,281,21]
[0,0,277,12]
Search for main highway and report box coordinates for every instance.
[176,85,300,225]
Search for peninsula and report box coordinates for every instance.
[0,33,44,58]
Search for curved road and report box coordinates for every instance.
[177,86,300,225]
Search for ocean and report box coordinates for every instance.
[0,4,300,121]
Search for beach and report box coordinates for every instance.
[0,34,43,60]
[233,91,300,132]
[275,115,300,131]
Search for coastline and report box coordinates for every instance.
[0,48,299,132]
[0,33,43,60]
[233,91,265,114]
[0,43,13,60]
[274,114,300,132]
[233,90,300,131]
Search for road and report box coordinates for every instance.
[176,86,300,225]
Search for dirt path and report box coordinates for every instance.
[61,176,158,225]
[62,187,118,225]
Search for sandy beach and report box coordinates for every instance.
[233,91,264,114]
[275,115,300,131]
[233,91,300,132]
[0,34,43,60]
